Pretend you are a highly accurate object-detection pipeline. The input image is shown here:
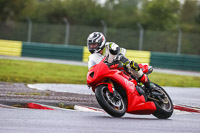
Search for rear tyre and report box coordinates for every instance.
[151,84,173,119]
[95,85,126,117]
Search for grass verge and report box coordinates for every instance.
[0,59,199,87]
[0,59,87,84]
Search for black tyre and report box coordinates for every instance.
[95,85,126,117]
[152,84,173,119]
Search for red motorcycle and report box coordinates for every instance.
[87,57,173,119]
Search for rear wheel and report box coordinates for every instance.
[95,85,126,117]
[149,83,173,119]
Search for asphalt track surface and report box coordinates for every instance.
[0,107,200,133]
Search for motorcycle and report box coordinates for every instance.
[87,57,173,119]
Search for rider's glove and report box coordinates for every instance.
[109,42,120,55]
[115,54,129,65]
[130,61,140,71]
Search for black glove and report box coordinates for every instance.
[130,61,140,71]
[115,54,129,64]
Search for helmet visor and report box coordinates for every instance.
[88,43,99,49]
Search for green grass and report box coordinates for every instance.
[149,73,200,87]
[0,59,88,84]
[0,59,200,87]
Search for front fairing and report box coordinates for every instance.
[87,58,135,93]
[87,58,112,87]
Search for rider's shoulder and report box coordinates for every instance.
[105,42,110,46]
[105,42,119,48]
[105,42,116,45]
[89,52,103,59]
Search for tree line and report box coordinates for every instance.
[0,0,200,32]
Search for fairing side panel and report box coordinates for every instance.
[107,72,156,114]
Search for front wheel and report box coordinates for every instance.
[150,83,173,119]
[95,85,126,117]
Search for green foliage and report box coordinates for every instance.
[140,0,180,30]
[0,0,199,31]
[104,0,140,28]
[181,0,197,24]
[180,0,200,32]
[0,0,37,21]
[29,0,105,25]
[0,59,200,87]
[0,0,200,55]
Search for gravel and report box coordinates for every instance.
[0,82,100,108]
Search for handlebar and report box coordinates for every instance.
[104,59,120,67]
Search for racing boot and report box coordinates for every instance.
[139,74,156,92]
[140,74,165,98]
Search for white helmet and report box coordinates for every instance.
[87,32,106,54]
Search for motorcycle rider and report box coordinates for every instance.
[87,32,155,90]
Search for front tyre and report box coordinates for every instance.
[151,84,173,119]
[95,85,126,117]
